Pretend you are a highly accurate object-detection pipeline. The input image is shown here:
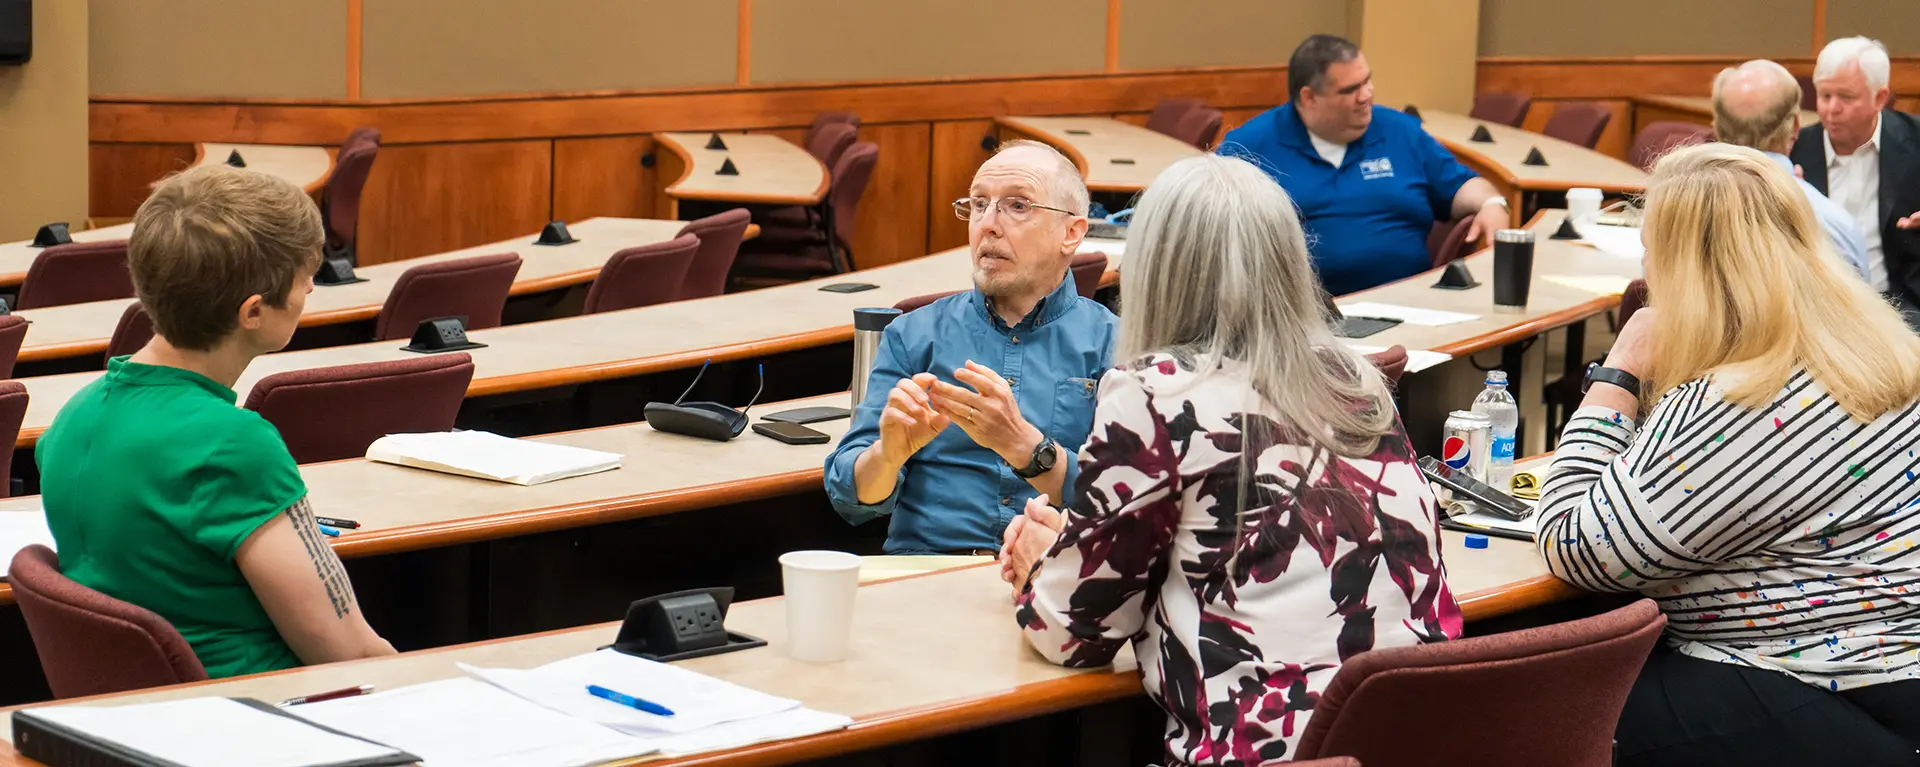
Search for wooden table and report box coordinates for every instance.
[653,133,828,220]
[1633,95,1819,142]
[1422,111,1650,213]
[192,143,335,194]
[10,218,697,364]
[994,116,1204,193]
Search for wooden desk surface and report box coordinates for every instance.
[1423,110,1649,197]
[193,143,335,194]
[1635,94,1820,127]
[0,544,1570,767]
[655,133,828,207]
[0,223,135,291]
[994,116,1204,193]
[11,218,694,364]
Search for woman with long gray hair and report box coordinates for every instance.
[1000,153,1459,765]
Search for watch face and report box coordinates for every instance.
[1036,441,1057,471]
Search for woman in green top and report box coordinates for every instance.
[38,165,395,678]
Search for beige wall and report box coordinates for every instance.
[90,0,344,98]
[752,0,1104,83]
[0,0,87,236]
[1826,0,1920,56]
[1357,0,1479,113]
[1480,0,1812,57]
[1119,0,1346,71]
[362,0,736,100]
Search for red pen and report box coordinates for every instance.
[277,684,375,707]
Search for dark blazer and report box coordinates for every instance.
[1791,109,1920,312]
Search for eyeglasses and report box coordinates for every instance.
[952,196,1076,224]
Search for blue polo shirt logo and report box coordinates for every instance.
[1360,157,1394,180]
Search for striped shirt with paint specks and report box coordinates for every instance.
[1537,371,1920,691]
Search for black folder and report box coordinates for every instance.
[12,697,419,767]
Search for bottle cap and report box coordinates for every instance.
[1464,534,1490,549]
[1485,370,1508,385]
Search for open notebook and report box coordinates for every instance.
[0,507,53,582]
[366,431,622,486]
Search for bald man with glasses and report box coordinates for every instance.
[824,140,1117,555]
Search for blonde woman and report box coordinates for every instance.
[1538,143,1920,766]
[1001,154,1460,766]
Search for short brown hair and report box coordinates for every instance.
[129,166,323,351]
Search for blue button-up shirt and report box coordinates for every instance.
[825,272,1117,554]
[1219,104,1477,295]
[1765,151,1872,283]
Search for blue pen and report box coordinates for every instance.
[586,684,675,717]
[317,525,341,538]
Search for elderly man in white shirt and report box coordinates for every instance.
[1790,36,1920,323]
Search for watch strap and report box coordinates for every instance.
[1014,437,1057,479]
[1585,365,1642,397]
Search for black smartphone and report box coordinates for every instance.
[1418,455,1533,520]
[819,283,879,294]
[760,406,851,425]
[753,421,830,445]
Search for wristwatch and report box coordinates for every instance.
[1013,436,1059,479]
[1482,196,1510,211]
[1582,362,1642,398]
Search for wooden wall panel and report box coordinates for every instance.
[928,121,998,254]
[1826,0,1920,55]
[1479,0,1813,58]
[1,0,87,237]
[1119,0,1345,71]
[552,137,657,224]
[752,0,1105,83]
[355,141,553,265]
[89,144,197,218]
[89,0,346,99]
[843,124,931,270]
[1518,100,1634,163]
[361,0,736,99]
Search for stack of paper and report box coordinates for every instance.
[1577,225,1646,260]
[1543,274,1635,296]
[1338,302,1479,327]
[0,507,54,580]
[290,678,656,767]
[25,697,411,767]
[366,431,621,486]
[1345,345,1453,374]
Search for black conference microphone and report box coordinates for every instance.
[644,361,762,441]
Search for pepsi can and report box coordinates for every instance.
[1442,410,1492,482]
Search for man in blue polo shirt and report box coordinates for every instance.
[1220,35,1511,295]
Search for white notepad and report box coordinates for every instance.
[1338,301,1479,327]
[1345,345,1453,374]
[1543,274,1635,296]
[289,678,655,767]
[1577,224,1646,260]
[22,697,406,767]
[459,649,801,735]
[365,431,622,486]
[0,507,53,581]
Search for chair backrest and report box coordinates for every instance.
[1542,102,1613,149]
[893,290,963,314]
[827,141,881,252]
[1469,92,1533,128]
[374,252,522,341]
[0,381,26,495]
[805,121,859,170]
[1628,121,1714,172]
[583,234,701,315]
[244,353,475,464]
[1173,106,1224,150]
[1295,759,1363,767]
[10,544,209,698]
[806,111,862,143]
[1427,213,1477,268]
[1363,345,1409,388]
[1293,599,1666,767]
[1620,278,1650,328]
[1795,73,1818,110]
[1145,98,1206,136]
[676,209,753,300]
[1068,252,1106,300]
[322,127,383,265]
[106,302,155,361]
[0,315,28,379]
[16,240,134,310]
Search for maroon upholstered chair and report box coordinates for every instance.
[10,544,209,698]
[1629,121,1714,172]
[106,302,155,361]
[677,209,753,300]
[373,252,522,341]
[1069,252,1107,299]
[731,142,880,287]
[1427,213,1477,268]
[323,127,382,265]
[805,121,860,171]
[1469,92,1533,128]
[1796,73,1818,110]
[753,123,861,238]
[1292,599,1665,767]
[0,315,27,379]
[1363,345,1410,388]
[806,111,862,147]
[1146,98,1206,137]
[1542,102,1613,149]
[583,235,700,314]
[244,353,475,464]
[0,381,26,495]
[1619,278,1650,328]
[1173,106,1224,150]
[893,290,964,314]
[16,240,134,310]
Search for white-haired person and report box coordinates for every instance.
[1540,143,1920,765]
[999,153,1460,766]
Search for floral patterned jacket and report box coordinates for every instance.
[1016,353,1461,765]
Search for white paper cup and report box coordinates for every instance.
[779,550,863,662]
[1566,187,1603,231]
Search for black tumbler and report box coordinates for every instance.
[1493,229,1536,308]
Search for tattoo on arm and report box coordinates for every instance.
[286,497,353,619]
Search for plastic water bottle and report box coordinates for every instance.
[1473,371,1519,491]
